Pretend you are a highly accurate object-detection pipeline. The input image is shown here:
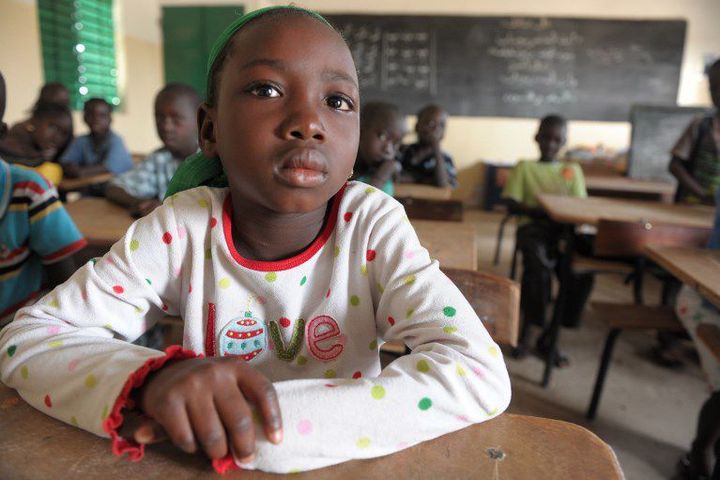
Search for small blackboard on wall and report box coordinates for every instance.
[323,14,687,121]
[628,105,710,181]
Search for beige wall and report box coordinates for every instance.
[1,0,718,203]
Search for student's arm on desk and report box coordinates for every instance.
[669,156,715,204]
[231,204,511,473]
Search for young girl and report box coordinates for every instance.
[0,6,510,474]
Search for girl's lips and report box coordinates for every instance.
[274,148,329,188]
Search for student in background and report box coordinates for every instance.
[0,7,510,474]
[670,58,720,205]
[397,104,457,188]
[0,72,86,325]
[351,101,405,195]
[60,98,132,179]
[0,102,73,186]
[105,84,200,217]
[502,114,593,365]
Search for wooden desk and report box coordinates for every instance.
[59,172,114,192]
[584,175,676,203]
[393,183,453,200]
[644,245,720,309]
[0,384,623,479]
[66,197,134,247]
[538,194,714,229]
[412,220,477,270]
[397,197,464,222]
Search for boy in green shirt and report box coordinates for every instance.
[502,114,593,364]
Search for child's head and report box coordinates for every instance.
[197,7,359,214]
[708,58,720,110]
[83,98,112,138]
[535,114,567,162]
[415,104,447,146]
[30,102,73,153]
[358,102,405,167]
[37,82,70,109]
[154,83,201,158]
[0,71,6,138]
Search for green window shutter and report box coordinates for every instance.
[37,0,120,111]
[162,6,244,101]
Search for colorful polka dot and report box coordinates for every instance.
[364,187,375,194]
[403,275,416,285]
[145,278,152,285]
[6,345,16,357]
[279,317,291,328]
[371,385,385,399]
[47,325,60,335]
[67,359,80,372]
[297,419,313,435]
[134,306,143,314]
[112,285,124,294]
[198,199,209,208]
[20,365,28,379]
[101,404,109,420]
[85,375,98,388]
[209,217,218,228]
[162,232,173,244]
[366,249,376,261]
[297,355,308,366]
[188,284,192,294]
[456,365,467,376]
[49,298,60,308]
[360,265,368,276]
[44,395,52,408]
[387,316,395,326]
[300,275,307,286]
[265,272,277,282]
[324,369,337,379]
[334,246,340,257]
[48,340,63,348]
[129,239,140,251]
[326,288,331,298]
[161,304,169,311]
[416,360,430,373]
[443,306,456,317]
[350,295,360,306]
[218,278,230,289]
[443,326,458,334]
[488,407,499,416]
[488,346,499,357]
[352,371,362,379]
[205,248,212,259]
[369,339,378,350]
[356,437,371,449]
[377,283,385,293]
[405,309,414,319]
[343,212,353,222]
[70,416,79,426]
[418,397,432,411]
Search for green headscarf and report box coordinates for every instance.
[164,6,333,198]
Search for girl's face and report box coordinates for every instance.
[32,113,72,151]
[200,15,360,214]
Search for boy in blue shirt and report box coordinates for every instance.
[0,72,87,324]
[61,98,132,179]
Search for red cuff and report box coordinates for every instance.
[102,345,200,462]
[212,455,240,474]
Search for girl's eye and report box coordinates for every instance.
[250,84,280,98]
[326,95,353,112]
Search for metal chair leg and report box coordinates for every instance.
[493,214,511,266]
[587,328,622,420]
[510,244,519,280]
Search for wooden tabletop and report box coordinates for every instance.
[65,199,477,270]
[393,183,453,200]
[0,384,623,479]
[538,194,714,228]
[411,219,477,270]
[644,245,720,309]
[584,175,676,202]
[65,197,134,247]
[58,172,114,192]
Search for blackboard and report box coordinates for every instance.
[628,105,710,182]
[323,15,687,121]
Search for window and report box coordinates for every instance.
[38,0,120,110]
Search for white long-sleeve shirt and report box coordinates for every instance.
[0,181,511,474]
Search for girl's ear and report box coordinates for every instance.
[197,103,218,158]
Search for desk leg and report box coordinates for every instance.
[541,224,574,388]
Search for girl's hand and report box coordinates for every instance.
[135,357,283,462]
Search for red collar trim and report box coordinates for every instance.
[222,184,346,272]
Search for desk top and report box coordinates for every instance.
[393,183,453,200]
[411,220,477,270]
[58,172,114,192]
[0,384,623,479]
[538,194,714,228]
[65,197,134,246]
[644,245,720,309]
[584,175,675,195]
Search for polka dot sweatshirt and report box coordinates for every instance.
[0,181,511,474]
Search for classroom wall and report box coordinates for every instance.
[1,0,718,204]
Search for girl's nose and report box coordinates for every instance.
[281,100,326,142]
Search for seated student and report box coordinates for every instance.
[0,72,86,325]
[670,58,720,205]
[397,104,457,188]
[351,101,405,195]
[502,114,593,364]
[0,7,510,474]
[105,84,200,217]
[674,187,720,480]
[60,98,132,179]
[0,102,73,186]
